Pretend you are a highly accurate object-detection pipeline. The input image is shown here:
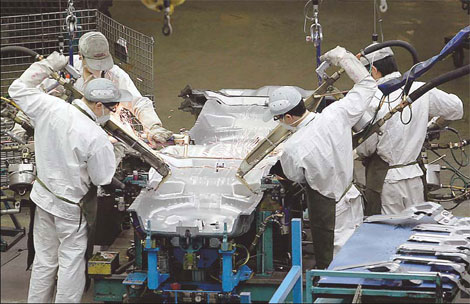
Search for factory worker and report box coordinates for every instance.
[14,31,172,147]
[356,45,463,215]
[8,52,131,303]
[263,46,377,269]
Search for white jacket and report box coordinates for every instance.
[9,78,116,221]
[281,76,377,201]
[356,72,464,181]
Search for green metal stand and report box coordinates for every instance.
[256,211,274,276]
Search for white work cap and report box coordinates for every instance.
[263,86,302,122]
[84,78,132,103]
[360,42,394,66]
[79,31,114,71]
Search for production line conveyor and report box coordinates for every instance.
[306,202,469,303]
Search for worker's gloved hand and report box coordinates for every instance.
[320,46,369,84]
[43,51,68,73]
[19,51,68,87]
[320,46,348,66]
[147,124,173,147]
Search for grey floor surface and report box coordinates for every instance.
[1,0,469,302]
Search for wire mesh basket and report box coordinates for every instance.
[1,8,155,98]
[1,8,155,186]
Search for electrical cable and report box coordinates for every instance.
[432,150,470,180]
[235,243,250,267]
[444,127,470,168]
[399,102,412,125]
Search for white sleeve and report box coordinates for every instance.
[87,141,116,186]
[280,149,306,183]
[427,88,463,121]
[322,76,378,128]
[355,133,379,159]
[110,66,162,128]
[8,78,61,124]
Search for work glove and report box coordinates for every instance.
[320,46,369,84]
[147,124,173,146]
[43,51,68,73]
[113,142,128,166]
[426,117,447,141]
[19,51,68,87]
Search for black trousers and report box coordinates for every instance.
[306,187,336,269]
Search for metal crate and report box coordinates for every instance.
[1,9,155,98]
[1,8,155,186]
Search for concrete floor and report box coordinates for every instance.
[1,0,469,302]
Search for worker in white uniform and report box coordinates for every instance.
[14,31,172,147]
[356,45,464,215]
[8,52,132,303]
[263,46,377,268]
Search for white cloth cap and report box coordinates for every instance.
[84,78,132,103]
[360,42,394,66]
[79,31,114,71]
[263,86,302,122]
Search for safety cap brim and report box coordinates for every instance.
[262,109,274,122]
[113,89,133,103]
[84,55,114,71]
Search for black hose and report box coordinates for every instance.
[1,46,40,59]
[114,259,136,274]
[364,40,419,64]
[353,64,470,149]
[407,64,470,103]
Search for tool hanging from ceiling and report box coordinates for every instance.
[141,0,186,36]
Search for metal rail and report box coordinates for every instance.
[305,270,444,303]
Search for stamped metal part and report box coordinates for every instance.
[129,87,304,237]
[398,243,470,256]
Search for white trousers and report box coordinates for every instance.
[381,176,425,215]
[334,194,364,256]
[28,206,88,303]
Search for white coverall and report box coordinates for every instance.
[13,55,164,142]
[356,71,464,214]
[281,75,377,254]
[9,61,116,303]
[46,55,162,127]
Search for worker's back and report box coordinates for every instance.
[9,77,115,221]
[365,71,463,181]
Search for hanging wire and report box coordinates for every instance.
[372,0,385,42]
[399,102,412,125]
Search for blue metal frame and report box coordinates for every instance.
[240,291,252,304]
[144,220,169,290]
[305,270,444,303]
[269,218,303,303]
[219,223,252,292]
